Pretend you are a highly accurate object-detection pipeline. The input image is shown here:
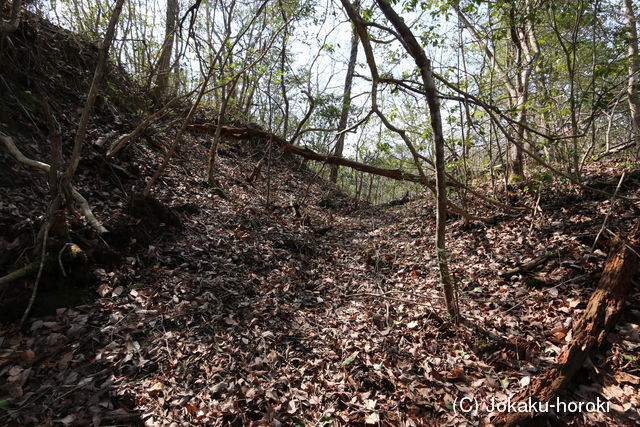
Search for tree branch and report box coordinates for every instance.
[1,135,107,234]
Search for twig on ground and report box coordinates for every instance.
[592,172,625,251]
[344,291,443,322]
[20,218,50,326]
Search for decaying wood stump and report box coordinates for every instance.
[493,223,639,425]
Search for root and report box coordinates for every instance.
[1,135,107,234]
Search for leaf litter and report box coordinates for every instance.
[0,16,638,424]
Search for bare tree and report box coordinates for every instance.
[624,0,640,145]
[549,0,586,178]
[153,0,179,102]
[206,0,237,185]
[144,0,276,196]
[455,1,540,181]
[329,3,359,183]
[339,0,458,320]
[374,0,458,321]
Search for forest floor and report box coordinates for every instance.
[1,13,640,427]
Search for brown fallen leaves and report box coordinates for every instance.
[1,126,639,426]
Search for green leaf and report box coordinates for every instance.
[318,415,333,426]
[291,416,305,426]
[501,377,510,389]
[406,320,418,329]
[342,356,355,366]
[341,351,359,366]
[445,400,454,410]
[0,398,13,408]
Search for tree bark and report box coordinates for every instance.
[0,0,22,35]
[153,0,178,102]
[330,10,359,183]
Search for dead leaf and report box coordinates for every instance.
[614,372,640,386]
[365,412,380,424]
[147,382,164,397]
[97,283,111,297]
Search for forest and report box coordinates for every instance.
[0,0,639,425]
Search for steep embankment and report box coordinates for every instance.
[1,14,639,426]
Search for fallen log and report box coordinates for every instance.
[499,251,560,279]
[0,243,87,292]
[188,123,455,188]
[385,191,411,207]
[592,140,637,161]
[0,261,40,289]
[493,224,640,425]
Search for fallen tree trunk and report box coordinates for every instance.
[0,261,40,290]
[593,140,637,161]
[493,224,640,425]
[189,124,506,222]
[499,251,560,279]
[385,191,411,207]
[188,123,456,188]
[0,243,87,292]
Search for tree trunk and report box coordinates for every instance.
[0,0,22,35]
[624,0,640,143]
[63,0,126,183]
[509,99,526,178]
[279,10,290,137]
[330,12,359,183]
[374,0,458,321]
[144,58,220,197]
[456,1,539,182]
[153,0,178,102]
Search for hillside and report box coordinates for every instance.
[1,9,640,427]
